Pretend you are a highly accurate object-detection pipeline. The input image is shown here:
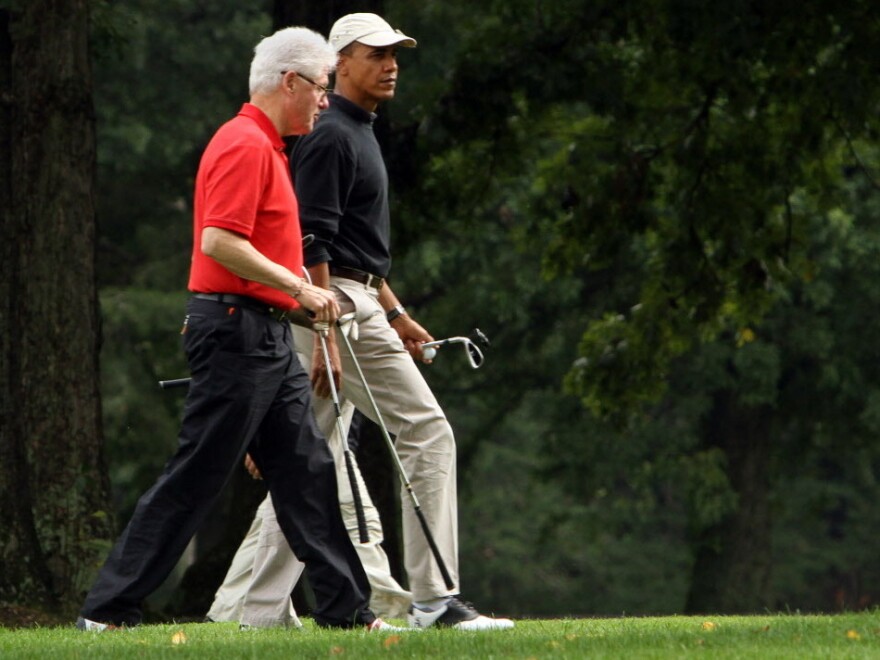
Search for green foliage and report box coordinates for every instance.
[89,0,880,619]
[409,0,879,414]
[99,288,188,521]
[386,0,880,615]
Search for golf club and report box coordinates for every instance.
[421,328,490,369]
[158,377,190,389]
[335,319,457,590]
[302,269,370,544]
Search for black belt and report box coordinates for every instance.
[192,293,292,322]
[329,265,385,290]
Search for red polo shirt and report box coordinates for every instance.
[188,103,302,311]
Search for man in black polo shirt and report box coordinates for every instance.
[218,13,515,631]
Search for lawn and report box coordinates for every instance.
[1,613,879,658]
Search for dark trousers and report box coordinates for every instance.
[81,297,372,627]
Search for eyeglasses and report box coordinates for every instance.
[281,70,332,99]
[422,328,489,369]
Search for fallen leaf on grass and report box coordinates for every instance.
[383,635,402,648]
[330,646,345,654]
[701,621,717,631]
[847,630,861,640]
[171,631,187,645]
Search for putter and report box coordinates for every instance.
[335,319,457,590]
[421,328,490,369]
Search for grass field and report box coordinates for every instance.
[1,613,879,658]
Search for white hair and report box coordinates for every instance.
[249,27,336,96]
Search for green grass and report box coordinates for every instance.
[1,614,879,659]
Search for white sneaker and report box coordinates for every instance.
[75,616,119,632]
[407,597,514,631]
[366,617,406,632]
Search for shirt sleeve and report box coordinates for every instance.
[291,127,355,266]
[202,141,267,238]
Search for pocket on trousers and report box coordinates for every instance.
[331,281,381,325]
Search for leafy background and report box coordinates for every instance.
[92,0,880,617]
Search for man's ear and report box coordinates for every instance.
[335,54,348,77]
[282,71,298,94]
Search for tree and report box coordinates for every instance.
[389,0,880,613]
[0,0,113,616]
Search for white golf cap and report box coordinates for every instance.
[329,13,417,52]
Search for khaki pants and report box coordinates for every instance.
[306,277,460,602]
[206,503,296,625]
[206,496,305,627]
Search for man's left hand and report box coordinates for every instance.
[391,315,434,363]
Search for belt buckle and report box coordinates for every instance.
[367,274,383,290]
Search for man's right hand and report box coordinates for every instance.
[295,282,339,323]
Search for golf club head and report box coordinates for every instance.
[470,328,490,347]
[466,342,484,369]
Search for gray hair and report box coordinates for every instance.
[249,27,336,96]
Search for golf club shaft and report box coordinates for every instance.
[315,325,370,544]
[159,377,191,389]
[420,338,459,349]
[335,322,456,591]
[302,266,370,543]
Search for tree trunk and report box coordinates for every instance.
[0,0,113,616]
[685,391,773,613]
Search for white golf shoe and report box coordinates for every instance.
[366,618,407,632]
[407,597,514,631]
[75,616,119,632]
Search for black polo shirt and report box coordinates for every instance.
[291,94,391,278]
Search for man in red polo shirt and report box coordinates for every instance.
[77,27,387,632]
